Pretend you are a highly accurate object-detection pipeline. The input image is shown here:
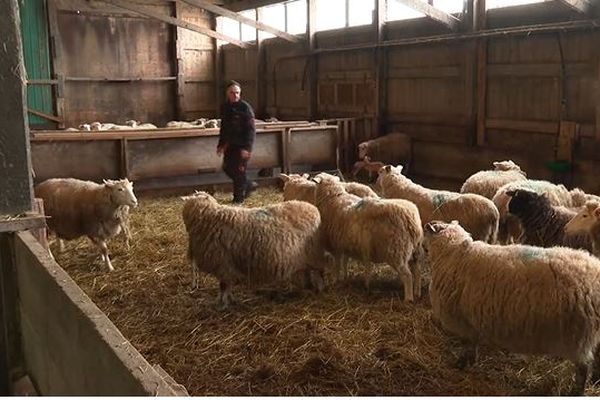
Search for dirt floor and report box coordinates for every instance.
[54,187,600,396]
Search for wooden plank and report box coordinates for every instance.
[47,0,65,129]
[94,0,250,48]
[387,65,462,79]
[0,216,46,233]
[65,76,178,82]
[597,54,600,141]
[120,139,130,179]
[557,121,578,161]
[487,63,593,78]
[388,113,471,126]
[27,109,63,123]
[557,0,590,13]
[308,0,317,119]
[26,79,58,85]
[226,0,290,12]
[174,2,185,119]
[392,0,460,30]
[181,0,300,43]
[476,39,486,147]
[485,118,559,134]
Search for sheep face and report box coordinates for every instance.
[375,164,404,191]
[358,143,368,160]
[423,220,472,251]
[90,122,102,131]
[507,189,548,218]
[313,172,340,183]
[78,123,91,131]
[565,201,600,234]
[125,120,140,127]
[104,179,138,208]
[181,191,217,205]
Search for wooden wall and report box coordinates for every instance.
[221,1,600,193]
[50,0,217,128]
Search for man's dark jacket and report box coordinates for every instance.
[218,100,256,151]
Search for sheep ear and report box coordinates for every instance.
[492,161,500,167]
[180,195,190,201]
[383,165,392,173]
[312,176,322,184]
[506,190,517,197]
[451,220,459,225]
[395,165,404,173]
[425,222,443,234]
[302,173,310,179]
[594,207,600,218]
[279,173,290,183]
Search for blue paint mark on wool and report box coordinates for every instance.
[352,199,366,210]
[255,208,272,219]
[519,246,545,261]
[432,193,458,209]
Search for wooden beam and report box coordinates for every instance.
[180,0,301,42]
[307,0,318,120]
[475,0,486,146]
[375,0,386,136]
[27,108,64,123]
[596,54,600,141]
[557,0,590,13]
[0,215,46,234]
[94,0,250,48]
[173,2,186,119]
[392,0,460,30]
[256,7,267,117]
[225,0,287,12]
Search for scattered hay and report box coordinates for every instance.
[53,187,600,396]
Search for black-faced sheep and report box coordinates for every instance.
[506,189,592,252]
[34,178,138,271]
[424,220,600,395]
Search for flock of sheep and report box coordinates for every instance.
[33,133,600,395]
[65,117,281,131]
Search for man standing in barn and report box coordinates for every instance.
[217,80,258,204]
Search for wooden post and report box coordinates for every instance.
[375,0,386,137]
[307,0,318,120]
[174,2,186,120]
[47,0,66,129]
[596,54,600,141]
[0,0,34,215]
[474,0,487,146]
[214,17,223,113]
[256,8,267,118]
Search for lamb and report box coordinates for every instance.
[357,133,412,172]
[314,174,423,301]
[506,189,592,252]
[181,191,328,309]
[204,119,220,129]
[351,156,385,182]
[165,119,206,129]
[34,178,138,271]
[565,200,600,257]
[424,220,600,395]
[377,165,498,243]
[279,173,378,204]
[460,160,527,199]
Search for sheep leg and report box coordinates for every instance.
[57,238,65,253]
[410,248,423,300]
[90,237,114,272]
[190,258,199,291]
[121,222,131,250]
[218,281,233,310]
[571,361,590,396]
[364,262,373,294]
[309,269,325,293]
[456,342,478,370]
[392,263,414,302]
[591,348,600,384]
[335,254,347,282]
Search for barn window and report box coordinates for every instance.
[259,3,285,39]
[218,16,241,42]
[433,0,464,14]
[486,0,546,9]
[240,10,257,42]
[316,0,346,31]
[286,0,307,35]
[348,0,375,27]
[386,1,425,21]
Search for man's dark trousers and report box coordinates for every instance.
[223,146,249,202]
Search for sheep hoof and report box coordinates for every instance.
[455,346,477,370]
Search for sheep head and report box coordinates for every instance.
[565,200,600,235]
[104,178,138,208]
[506,189,549,218]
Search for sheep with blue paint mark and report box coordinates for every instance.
[376,165,499,243]
[313,173,423,302]
[279,173,378,205]
[460,160,527,200]
[181,191,328,308]
[424,220,600,395]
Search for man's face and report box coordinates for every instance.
[227,85,241,103]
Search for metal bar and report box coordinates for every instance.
[94,0,250,48]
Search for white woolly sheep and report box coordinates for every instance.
[279,173,378,204]
[460,160,527,200]
[125,120,157,129]
[34,178,138,271]
[565,200,600,257]
[424,220,600,395]
[314,175,423,302]
[181,192,328,309]
[377,165,499,243]
[357,133,412,172]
